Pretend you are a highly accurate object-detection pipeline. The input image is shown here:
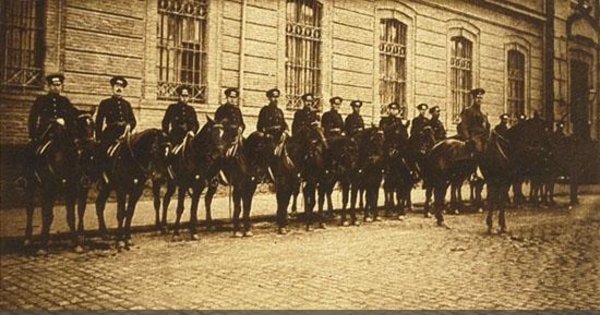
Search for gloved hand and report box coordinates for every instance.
[56,118,65,126]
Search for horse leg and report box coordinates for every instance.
[232,187,243,237]
[317,184,327,223]
[303,182,315,231]
[172,186,186,241]
[433,180,449,228]
[115,190,127,250]
[498,184,508,233]
[76,187,88,249]
[152,179,162,231]
[341,182,351,226]
[204,179,218,230]
[189,186,202,240]
[242,182,257,237]
[24,184,35,247]
[65,192,80,252]
[326,184,335,219]
[123,185,143,249]
[95,184,111,239]
[38,190,55,255]
[290,185,299,217]
[276,185,292,234]
[396,188,406,220]
[161,181,175,233]
[486,184,495,233]
[424,185,433,218]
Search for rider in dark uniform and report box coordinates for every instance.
[494,113,510,137]
[429,106,446,142]
[292,93,320,136]
[215,88,245,150]
[19,74,79,188]
[95,76,137,149]
[162,86,199,152]
[257,88,288,141]
[380,102,409,152]
[321,96,344,139]
[344,100,364,138]
[95,76,137,183]
[410,103,430,139]
[458,88,489,152]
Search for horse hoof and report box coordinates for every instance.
[243,231,253,237]
[364,217,373,223]
[498,228,508,234]
[126,239,134,247]
[373,217,382,222]
[191,234,200,241]
[453,210,460,215]
[36,248,48,256]
[306,225,314,232]
[116,241,126,250]
[318,223,327,230]
[74,245,84,254]
[233,231,244,238]
[352,221,361,227]
[278,227,289,235]
[398,215,406,221]
[172,235,182,242]
[341,221,350,227]
[437,222,451,230]
[423,213,432,218]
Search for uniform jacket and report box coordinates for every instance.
[344,112,364,137]
[458,104,489,140]
[410,115,431,138]
[292,106,319,136]
[430,117,447,142]
[380,116,409,148]
[95,96,137,143]
[321,109,344,137]
[257,102,288,133]
[493,123,509,138]
[162,102,199,144]
[215,102,245,131]
[28,93,79,140]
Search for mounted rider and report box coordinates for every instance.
[292,92,321,136]
[380,102,409,155]
[429,106,446,143]
[321,96,345,140]
[162,85,199,155]
[457,88,490,153]
[215,87,245,157]
[344,100,365,138]
[257,88,288,156]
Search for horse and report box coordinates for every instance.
[270,123,327,232]
[408,126,437,217]
[383,123,419,220]
[23,119,85,254]
[344,127,385,222]
[317,135,359,226]
[153,118,226,241]
[95,128,171,249]
[204,131,275,237]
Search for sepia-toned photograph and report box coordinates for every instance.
[0,0,599,310]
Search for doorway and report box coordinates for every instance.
[570,60,590,138]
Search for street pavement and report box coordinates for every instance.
[0,186,599,309]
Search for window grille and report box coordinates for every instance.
[450,36,472,122]
[285,0,322,111]
[157,0,208,103]
[507,50,525,119]
[0,0,44,89]
[379,19,406,114]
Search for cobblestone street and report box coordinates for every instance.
[1,193,599,310]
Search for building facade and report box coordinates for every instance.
[0,0,598,145]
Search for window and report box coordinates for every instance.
[285,0,322,110]
[0,0,45,89]
[507,50,525,118]
[379,19,407,114]
[157,0,208,103]
[450,36,472,122]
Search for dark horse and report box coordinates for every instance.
[344,127,385,223]
[317,135,359,225]
[204,131,275,237]
[271,124,327,232]
[23,117,89,254]
[155,118,226,241]
[95,128,170,249]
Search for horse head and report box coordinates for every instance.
[326,136,359,175]
[244,131,276,178]
[74,109,96,143]
[193,116,227,165]
[129,129,171,176]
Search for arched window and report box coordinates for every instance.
[0,0,45,89]
[379,19,407,113]
[285,0,322,110]
[450,36,472,121]
[507,50,525,118]
[156,0,208,103]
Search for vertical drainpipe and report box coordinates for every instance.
[239,0,247,107]
[544,0,555,125]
